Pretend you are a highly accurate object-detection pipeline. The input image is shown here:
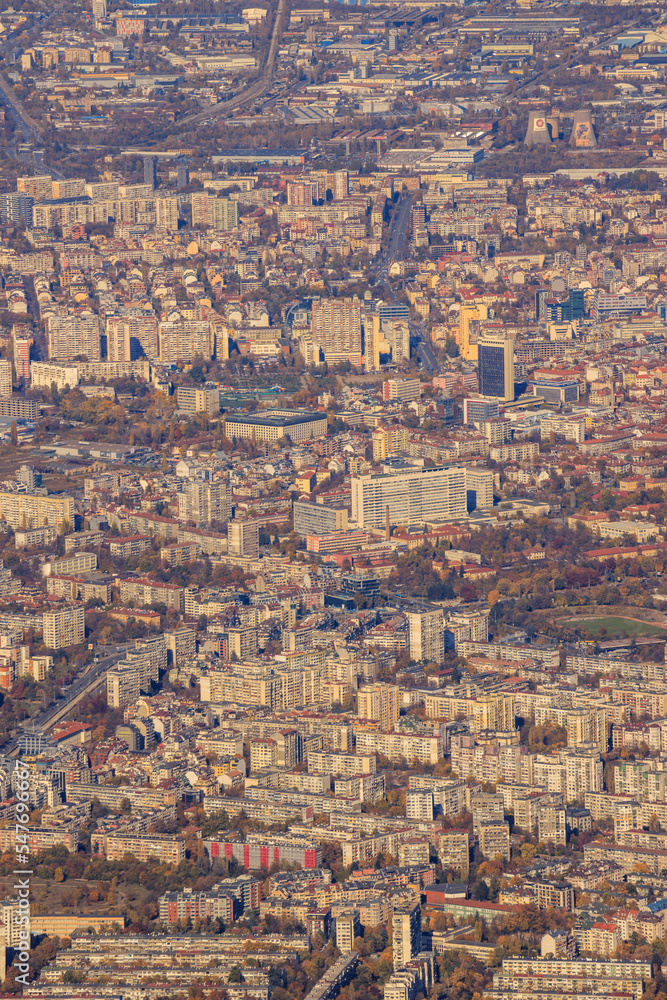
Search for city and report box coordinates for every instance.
[0,0,666,997]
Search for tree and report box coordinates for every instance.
[10,421,17,447]
[54,867,65,882]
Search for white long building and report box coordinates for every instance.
[351,466,493,528]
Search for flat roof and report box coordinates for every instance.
[225,411,325,427]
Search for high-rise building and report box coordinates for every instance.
[177,158,189,190]
[392,901,421,970]
[287,181,318,206]
[158,320,213,363]
[106,314,159,362]
[335,912,360,952]
[406,789,434,821]
[478,336,514,402]
[0,193,33,226]
[155,196,179,232]
[383,319,410,363]
[333,170,349,200]
[107,664,141,709]
[351,466,467,528]
[191,193,238,231]
[178,481,231,527]
[357,682,400,731]
[478,820,511,860]
[0,361,12,398]
[371,425,408,462]
[364,313,381,372]
[438,829,470,880]
[16,175,52,200]
[459,303,488,362]
[43,604,85,650]
[13,332,32,384]
[0,488,73,531]
[46,315,101,362]
[407,609,445,664]
[143,155,157,189]
[228,519,260,559]
[311,298,362,366]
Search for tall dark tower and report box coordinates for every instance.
[143,155,157,189]
[177,158,190,190]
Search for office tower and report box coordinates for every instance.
[43,605,85,650]
[0,193,33,227]
[333,170,349,200]
[311,298,362,366]
[357,682,399,730]
[143,155,157,190]
[92,0,107,18]
[462,397,500,424]
[228,519,260,559]
[177,158,189,190]
[13,332,32,385]
[535,288,549,321]
[459,303,488,362]
[351,466,466,528]
[0,361,11,398]
[46,315,101,362]
[392,902,421,970]
[407,609,445,664]
[178,481,231,528]
[478,336,514,402]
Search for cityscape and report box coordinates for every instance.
[0,0,667,997]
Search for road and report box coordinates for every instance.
[0,73,41,143]
[0,10,65,178]
[372,193,439,374]
[386,193,412,262]
[177,0,286,129]
[0,646,131,756]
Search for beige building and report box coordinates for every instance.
[357,682,400,731]
[408,609,444,664]
[42,604,85,649]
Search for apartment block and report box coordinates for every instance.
[42,604,85,649]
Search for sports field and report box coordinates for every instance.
[564,616,667,637]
